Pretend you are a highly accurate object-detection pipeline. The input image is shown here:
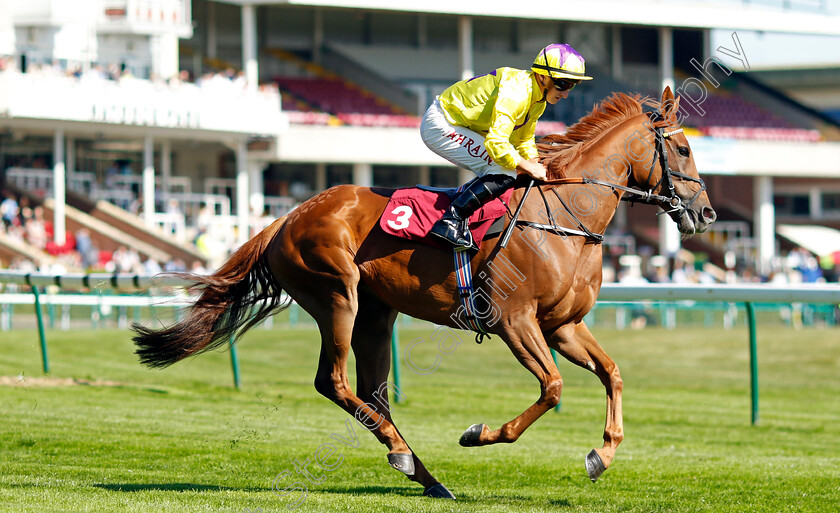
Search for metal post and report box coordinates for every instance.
[390,320,401,403]
[143,135,155,228]
[754,176,775,277]
[61,304,70,331]
[458,16,473,81]
[236,141,250,246]
[53,128,66,246]
[745,302,759,425]
[289,303,298,326]
[1,303,10,331]
[118,306,127,330]
[48,301,56,329]
[161,139,171,200]
[550,349,562,413]
[32,287,50,374]
[148,290,155,325]
[229,333,241,390]
[242,3,259,91]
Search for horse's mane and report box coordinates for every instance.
[538,92,669,179]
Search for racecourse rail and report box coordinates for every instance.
[2,270,840,425]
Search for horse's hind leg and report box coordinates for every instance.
[460,319,563,446]
[272,220,447,497]
[309,292,411,468]
[294,271,448,497]
[350,291,454,498]
[547,321,623,482]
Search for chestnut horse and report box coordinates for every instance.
[133,87,716,499]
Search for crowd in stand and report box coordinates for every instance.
[0,57,837,281]
[0,55,278,97]
[0,188,203,275]
[4,181,839,286]
[602,245,840,286]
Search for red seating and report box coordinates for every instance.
[666,90,825,142]
[276,76,400,116]
[276,76,423,128]
[682,93,793,129]
[286,111,336,125]
[699,126,822,142]
[280,75,819,140]
[335,113,420,128]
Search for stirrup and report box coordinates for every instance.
[429,218,477,251]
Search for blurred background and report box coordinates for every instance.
[1,0,840,287]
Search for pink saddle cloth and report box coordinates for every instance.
[379,187,512,249]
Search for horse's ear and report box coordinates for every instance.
[661,86,675,103]
[661,95,681,123]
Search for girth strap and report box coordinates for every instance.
[453,249,490,344]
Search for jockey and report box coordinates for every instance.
[421,43,592,251]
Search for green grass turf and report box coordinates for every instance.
[1,322,838,512]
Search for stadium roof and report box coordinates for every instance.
[216,0,840,36]
[750,66,840,87]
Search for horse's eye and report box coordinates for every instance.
[678,146,690,157]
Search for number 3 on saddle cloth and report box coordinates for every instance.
[379,185,514,250]
[379,183,513,342]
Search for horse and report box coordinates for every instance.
[132,86,716,500]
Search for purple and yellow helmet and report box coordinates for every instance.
[531,44,593,81]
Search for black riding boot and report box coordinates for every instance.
[429,174,515,251]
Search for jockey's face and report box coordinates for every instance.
[537,74,573,105]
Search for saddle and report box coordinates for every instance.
[379,184,512,250]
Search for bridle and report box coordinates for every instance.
[626,112,707,218]
[513,112,707,243]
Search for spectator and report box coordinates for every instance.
[109,245,141,273]
[143,257,163,275]
[164,259,187,273]
[671,259,694,283]
[17,196,32,225]
[190,260,209,275]
[9,256,37,273]
[24,206,48,250]
[105,161,120,189]
[1,192,18,229]
[75,228,98,270]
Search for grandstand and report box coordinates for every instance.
[2,0,840,282]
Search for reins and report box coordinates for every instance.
[509,117,706,244]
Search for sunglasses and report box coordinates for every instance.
[552,78,578,92]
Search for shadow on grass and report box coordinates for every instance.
[318,486,573,507]
[317,485,421,498]
[547,498,573,507]
[94,483,265,493]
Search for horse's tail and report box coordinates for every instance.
[132,215,290,368]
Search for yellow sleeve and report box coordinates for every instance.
[483,72,530,170]
[511,103,546,161]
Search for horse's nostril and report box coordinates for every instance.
[702,207,717,223]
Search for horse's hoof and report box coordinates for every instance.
[459,423,485,447]
[423,483,456,499]
[585,449,606,482]
[387,453,415,476]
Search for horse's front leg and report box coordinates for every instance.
[459,318,563,446]
[547,321,624,482]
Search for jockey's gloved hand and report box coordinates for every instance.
[517,157,547,181]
